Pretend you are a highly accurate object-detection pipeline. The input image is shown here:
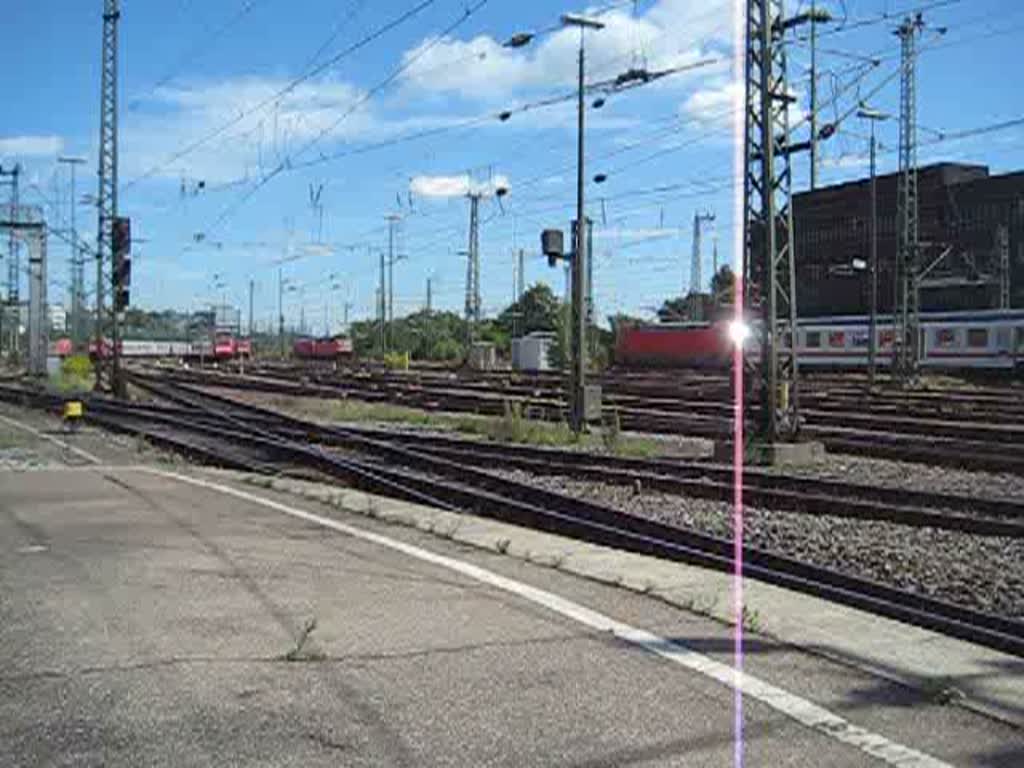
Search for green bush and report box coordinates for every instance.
[383,351,410,370]
[62,354,92,380]
[52,355,93,393]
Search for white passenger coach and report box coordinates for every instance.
[797,310,1024,370]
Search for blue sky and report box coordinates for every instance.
[3,0,1023,333]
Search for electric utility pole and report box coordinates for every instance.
[464,192,481,342]
[278,268,285,356]
[0,164,20,356]
[377,247,386,355]
[248,278,254,337]
[895,14,925,385]
[691,210,715,319]
[998,225,1010,310]
[517,248,525,300]
[807,3,833,189]
[745,0,803,442]
[857,105,890,389]
[59,157,87,348]
[560,14,603,432]
[386,215,400,349]
[96,0,121,394]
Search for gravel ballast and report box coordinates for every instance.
[497,469,1024,620]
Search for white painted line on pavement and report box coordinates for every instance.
[139,466,953,768]
[0,412,103,464]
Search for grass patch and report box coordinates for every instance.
[264,394,663,456]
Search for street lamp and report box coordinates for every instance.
[857,103,891,389]
[566,12,603,433]
[508,12,604,432]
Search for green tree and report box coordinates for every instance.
[349,310,468,361]
[496,283,562,337]
[711,265,736,304]
[656,296,690,322]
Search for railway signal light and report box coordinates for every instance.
[541,229,565,267]
[114,256,131,311]
[112,216,132,311]
[112,216,131,258]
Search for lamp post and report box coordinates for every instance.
[511,14,603,432]
[857,104,891,389]
[565,13,603,432]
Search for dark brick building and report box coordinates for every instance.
[793,162,1024,317]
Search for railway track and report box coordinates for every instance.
[5,377,1024,657]
[107,379,1024,537]
[145,365,1024,474]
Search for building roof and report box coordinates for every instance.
[794,162,990,203]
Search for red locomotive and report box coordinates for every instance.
[293,335,354,361]
[615,322,734,368]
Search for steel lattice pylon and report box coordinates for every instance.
[894,14,924,384]
[95,0,120,392]
[744,0,800,442]
[5,166,19,309]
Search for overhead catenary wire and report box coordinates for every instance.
[203,0,494,236]
[122,0,441,191]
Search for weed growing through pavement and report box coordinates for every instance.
[283,618,326,662]
[741,605,763,633]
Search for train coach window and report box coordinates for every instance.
[935,328,957,347]
[805,331,821,348]
[967,328,989,348]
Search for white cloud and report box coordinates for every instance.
[124,73,493,187]
[409,173,510,199]
[400,0,731,100]
[681,80,742,127]
[124,76,378,184]
[0,135,64,158]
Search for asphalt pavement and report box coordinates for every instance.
[1,459,1022,766]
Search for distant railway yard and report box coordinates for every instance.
[148,360,1024,473]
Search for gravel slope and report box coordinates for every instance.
[498,469,1024,620]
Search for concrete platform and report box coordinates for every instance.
[0,462,1019,767]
